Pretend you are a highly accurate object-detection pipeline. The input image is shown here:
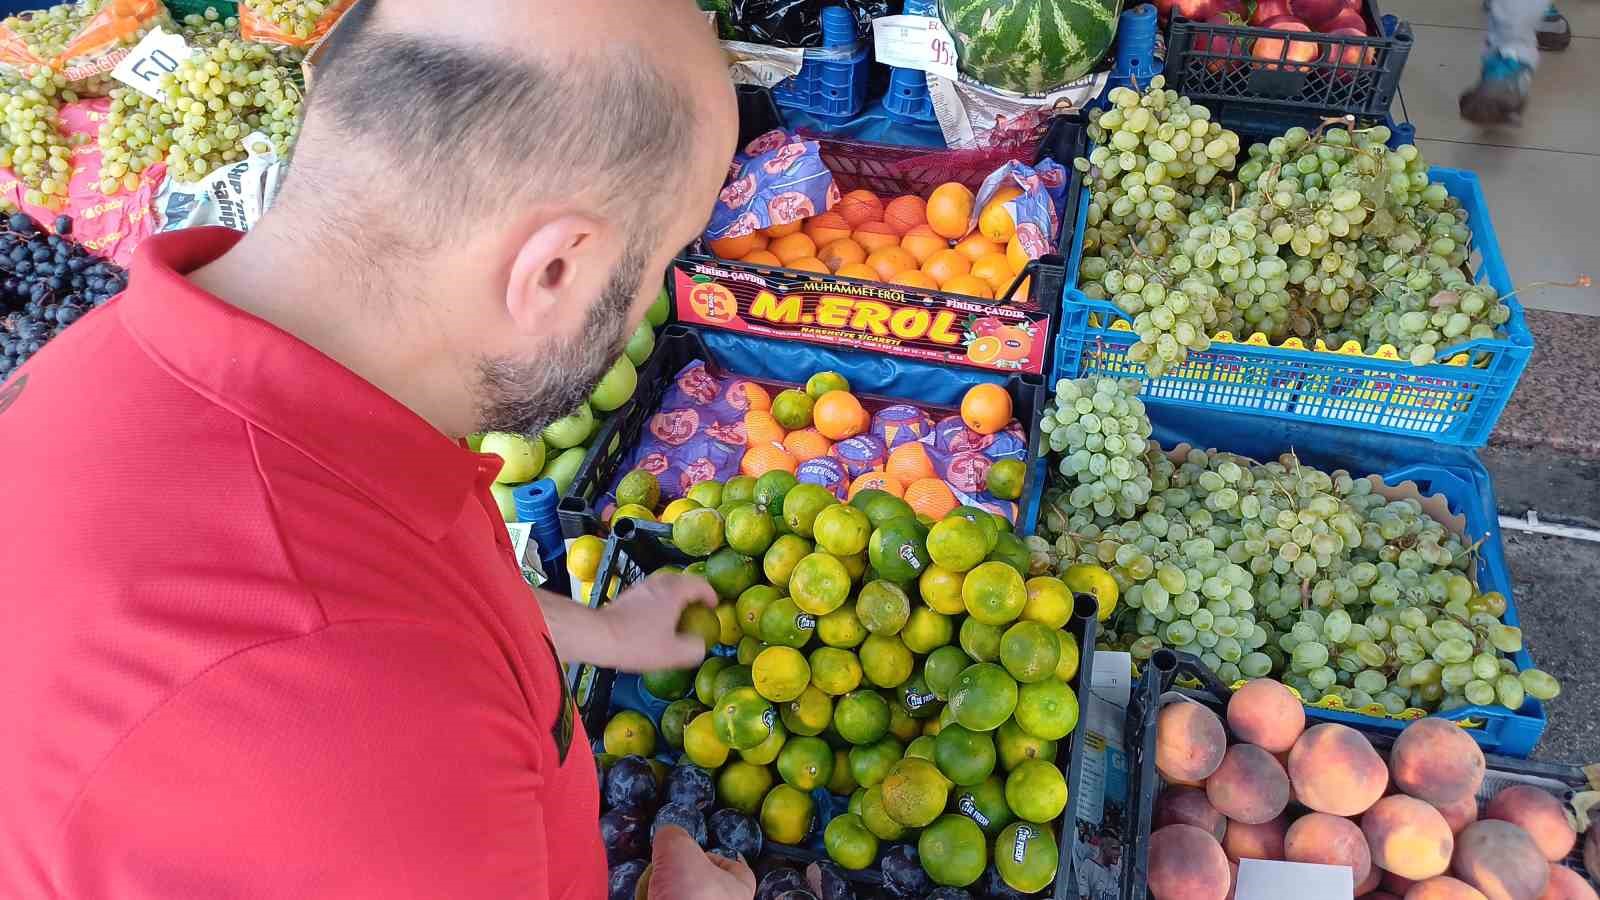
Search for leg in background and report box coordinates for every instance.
[1460,0,1547,125]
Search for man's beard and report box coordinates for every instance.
[474,246,647,438]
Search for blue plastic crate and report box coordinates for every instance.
[1120,400,1544,756]
[772,44,871,119]
[1052,165,1533,447]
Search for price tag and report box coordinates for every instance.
[872,15,959,80]
[111,27,195,102]
[1235,860,1353,900]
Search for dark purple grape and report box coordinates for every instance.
[10,213,36,233]
[980,865,1034,899]
[651,802,707,847]
[708,847,741,862]
[756,868,809,900]
[807,861,855,900]
[608,860,648,900]
[709,808,763,859]
[928,889,974,900]
[880,844,932,899]
[53,215,71,235]
[772,892,818,900]
[600,808,650,866]
[664,765,715,813]
[604,756,659,813]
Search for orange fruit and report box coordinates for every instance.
[710,233,762,260]
[883,195,928,235]
[744,443,799,478]
[970,254,1016,295]
[1006,236,1030,273]
[886,443,938,485]
[922,249,972,287]
[961,383,1013,435]
[806,212,854,249]
[866,247,918,282]
[853,222,901,253]
[954,233,1004,263]
[927,183,976,240]
[766,220,804,238]
[905,478,958,520]
[940,274,994,299]
[819,238,867,272]
[901,225,949,266]
[742,249,783,267]
[890,270,939,290]
[771,233,819,265]
[979,187,1023,243]
[788,256,832,275]
[837,190,885,227]
[967,336,1004,365]
[733,382,773,411]
[849,471,904,500]
[835,262,881,282]
[784,428,834,462]
[814,391,869,441]
[746,410,788,446]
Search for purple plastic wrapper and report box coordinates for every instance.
[705,129,839,241]
[796,456,848,499]
[922,415,1027,524]
[609,361,746,503]
[970,157,1069,269]
[829,434,887,479]
[871,404,934,450]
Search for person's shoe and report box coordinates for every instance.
[1537,6,1571,51]
[1459,54,1532,125]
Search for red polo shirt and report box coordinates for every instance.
[0,228,605,898]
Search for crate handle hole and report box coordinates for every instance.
[1152,649,1180,674]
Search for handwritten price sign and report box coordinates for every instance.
[872,15,960,80]
[111,27,196,103]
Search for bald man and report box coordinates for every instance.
[0,1,751,897]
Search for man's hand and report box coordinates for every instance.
[597,572,718,672]
[537,571,717,671]
[648,826,755,900]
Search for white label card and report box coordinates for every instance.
[1091,650,1133,708]
[872,15,959,80]
[1234,859,1353,900]
[111,27,195,102]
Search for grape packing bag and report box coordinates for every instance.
[0,0,168,92]
[239,0,358,48]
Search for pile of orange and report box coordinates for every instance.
[708,184,1037,304]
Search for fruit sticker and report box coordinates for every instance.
[686,277,737,324]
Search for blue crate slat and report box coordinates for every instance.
[1052,164,1533,447]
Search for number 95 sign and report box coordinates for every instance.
[111,27,196,103]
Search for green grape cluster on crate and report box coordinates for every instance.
[1034,376,1561,717]
[241,0,328,42]
[1072,78,1514,375]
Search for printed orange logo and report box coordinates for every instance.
[688,280,737,324]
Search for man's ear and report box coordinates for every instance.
[505,213,610,339]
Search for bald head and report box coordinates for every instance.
[283,0,730,234]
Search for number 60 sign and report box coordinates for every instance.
[111,27,196,103]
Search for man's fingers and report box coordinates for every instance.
[669,635,710,669]
[707,851,757,893]
[662,572,719,609]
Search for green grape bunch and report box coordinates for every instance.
[0,65,79,209]
[1038,377,1155,531]
[242,0,332,42]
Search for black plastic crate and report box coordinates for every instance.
[673,87,1087,378]
[574,517,1105,897]
[1164,0,1413,124]
[1112,651,1597,900]
[557,324,1049,540]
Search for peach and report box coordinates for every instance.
[1485,786,1577,862]
[1432,793,1480,835]
[1358,865,1384,896]
[1392,718,1486,805]
[1156,786,1228,841]
[1387,871,1422,896]
[1368,895,1403,900]
[1223,815,1288,863]
[1408,877,1491,900]
[1288,723,1389,816]
[1539,865,1600,900]
[1206,744,1290,825]
[1453,819,1551,900]
[1157,702,1228,784]
[1286,812,1374,886]
[1149,824,1232,900]
[1363,795,1455,880]
[1227,679,1306,753]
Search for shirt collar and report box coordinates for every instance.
[118,227,487,543]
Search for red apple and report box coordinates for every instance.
[1251,0,1293,25]
[1201,12,1248,71]
[1326,26,1374,70]
[1161,0,1239,20]
[1252,16,1321,68]
[1322,8,1369,32]
[1290,0,1345,29]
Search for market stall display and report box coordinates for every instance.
[0,210,125,380]
[581,515,1100,896]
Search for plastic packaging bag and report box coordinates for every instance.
[156,130,283,235]
[239,0,358,48]
[703,128,838,241]
[970,157,1070,264]
[0,0,168,93]
[729,0,889,47]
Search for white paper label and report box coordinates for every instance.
[111,27,195,102]
[1091,650,1134,708]
[1235,860,1353,900]
[872,15,959,80]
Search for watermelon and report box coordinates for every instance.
[938,0,1124,95]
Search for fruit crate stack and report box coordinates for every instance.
[1112,652,1599,900]
[582,515,1104,899]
